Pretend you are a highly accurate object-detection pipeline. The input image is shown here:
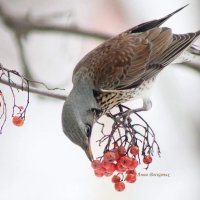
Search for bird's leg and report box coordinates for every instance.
[119,99,152,117]
[128,98,152,113]
[106,99,152,120]
[188,45,200,55]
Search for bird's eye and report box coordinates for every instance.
[85,124,92,138]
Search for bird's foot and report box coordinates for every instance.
[132,98,152,112]
[105,99,152,120]
[189,45,200,55]
[143,98,152,111]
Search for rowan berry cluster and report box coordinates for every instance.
[92,105,159,191]
[0,65,30,133]
[91,143,152,192]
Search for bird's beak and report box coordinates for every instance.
[85,140,93,161]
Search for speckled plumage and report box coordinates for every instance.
[95,77,156,113]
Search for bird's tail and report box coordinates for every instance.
[156,30,200,66]
[127,4,189,33]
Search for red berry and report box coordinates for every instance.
[104,171,113,177]
[101,159,113,169]
[126,169,137,175]
[91,160,101,170]
[126,174,136,183]
[116,163,126,173]
[112,175,121,183]
[143,155,152,164]
[130,145,139,156]
[118,156,132,169]
[94,170,104,177]
[12,116,24,127]
[128,158,138,169]
[105,163,116,173]
[110,148,120,160]
[94,167,106,177]
[114,182,125,192]
[118,146,126,156]
[104,151,116,162]
[101,159,109,168]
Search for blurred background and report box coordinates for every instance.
[0,0,200,199]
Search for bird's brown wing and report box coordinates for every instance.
[139,32,200,81]
[116,31,200,90]
[73,4,200,92]
[73,27,173,90]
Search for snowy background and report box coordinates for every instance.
[0,0,200,199]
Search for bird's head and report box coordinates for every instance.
[62,78,101,161]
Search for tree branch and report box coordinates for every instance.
[0,62,66,133]
[0,78,67,100]
[15,33,37,86]
[0,4,111,40]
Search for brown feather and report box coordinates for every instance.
[74,27,173,90]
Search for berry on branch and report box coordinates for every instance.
[12,116,24,127]
[143,155,153,165]
[111,175,121,183]
[125,174,136,183]
[114,182,125,192]
[130,145,139,156]
[91,160,102,170]
[91,105,160,192]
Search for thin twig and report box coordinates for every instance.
[0,78,67,100]
[15,33,36,86]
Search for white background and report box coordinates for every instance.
[0,0,200,199]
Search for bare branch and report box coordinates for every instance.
[0,62,66,133]
[0,78,67,101]
[15,33,37,86]
[0,5,111,40]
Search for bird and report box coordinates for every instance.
[62,5,200,161]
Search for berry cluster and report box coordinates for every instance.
[91,144,152,192]
[92,105,160,191]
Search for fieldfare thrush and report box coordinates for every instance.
[62,5,200,161]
